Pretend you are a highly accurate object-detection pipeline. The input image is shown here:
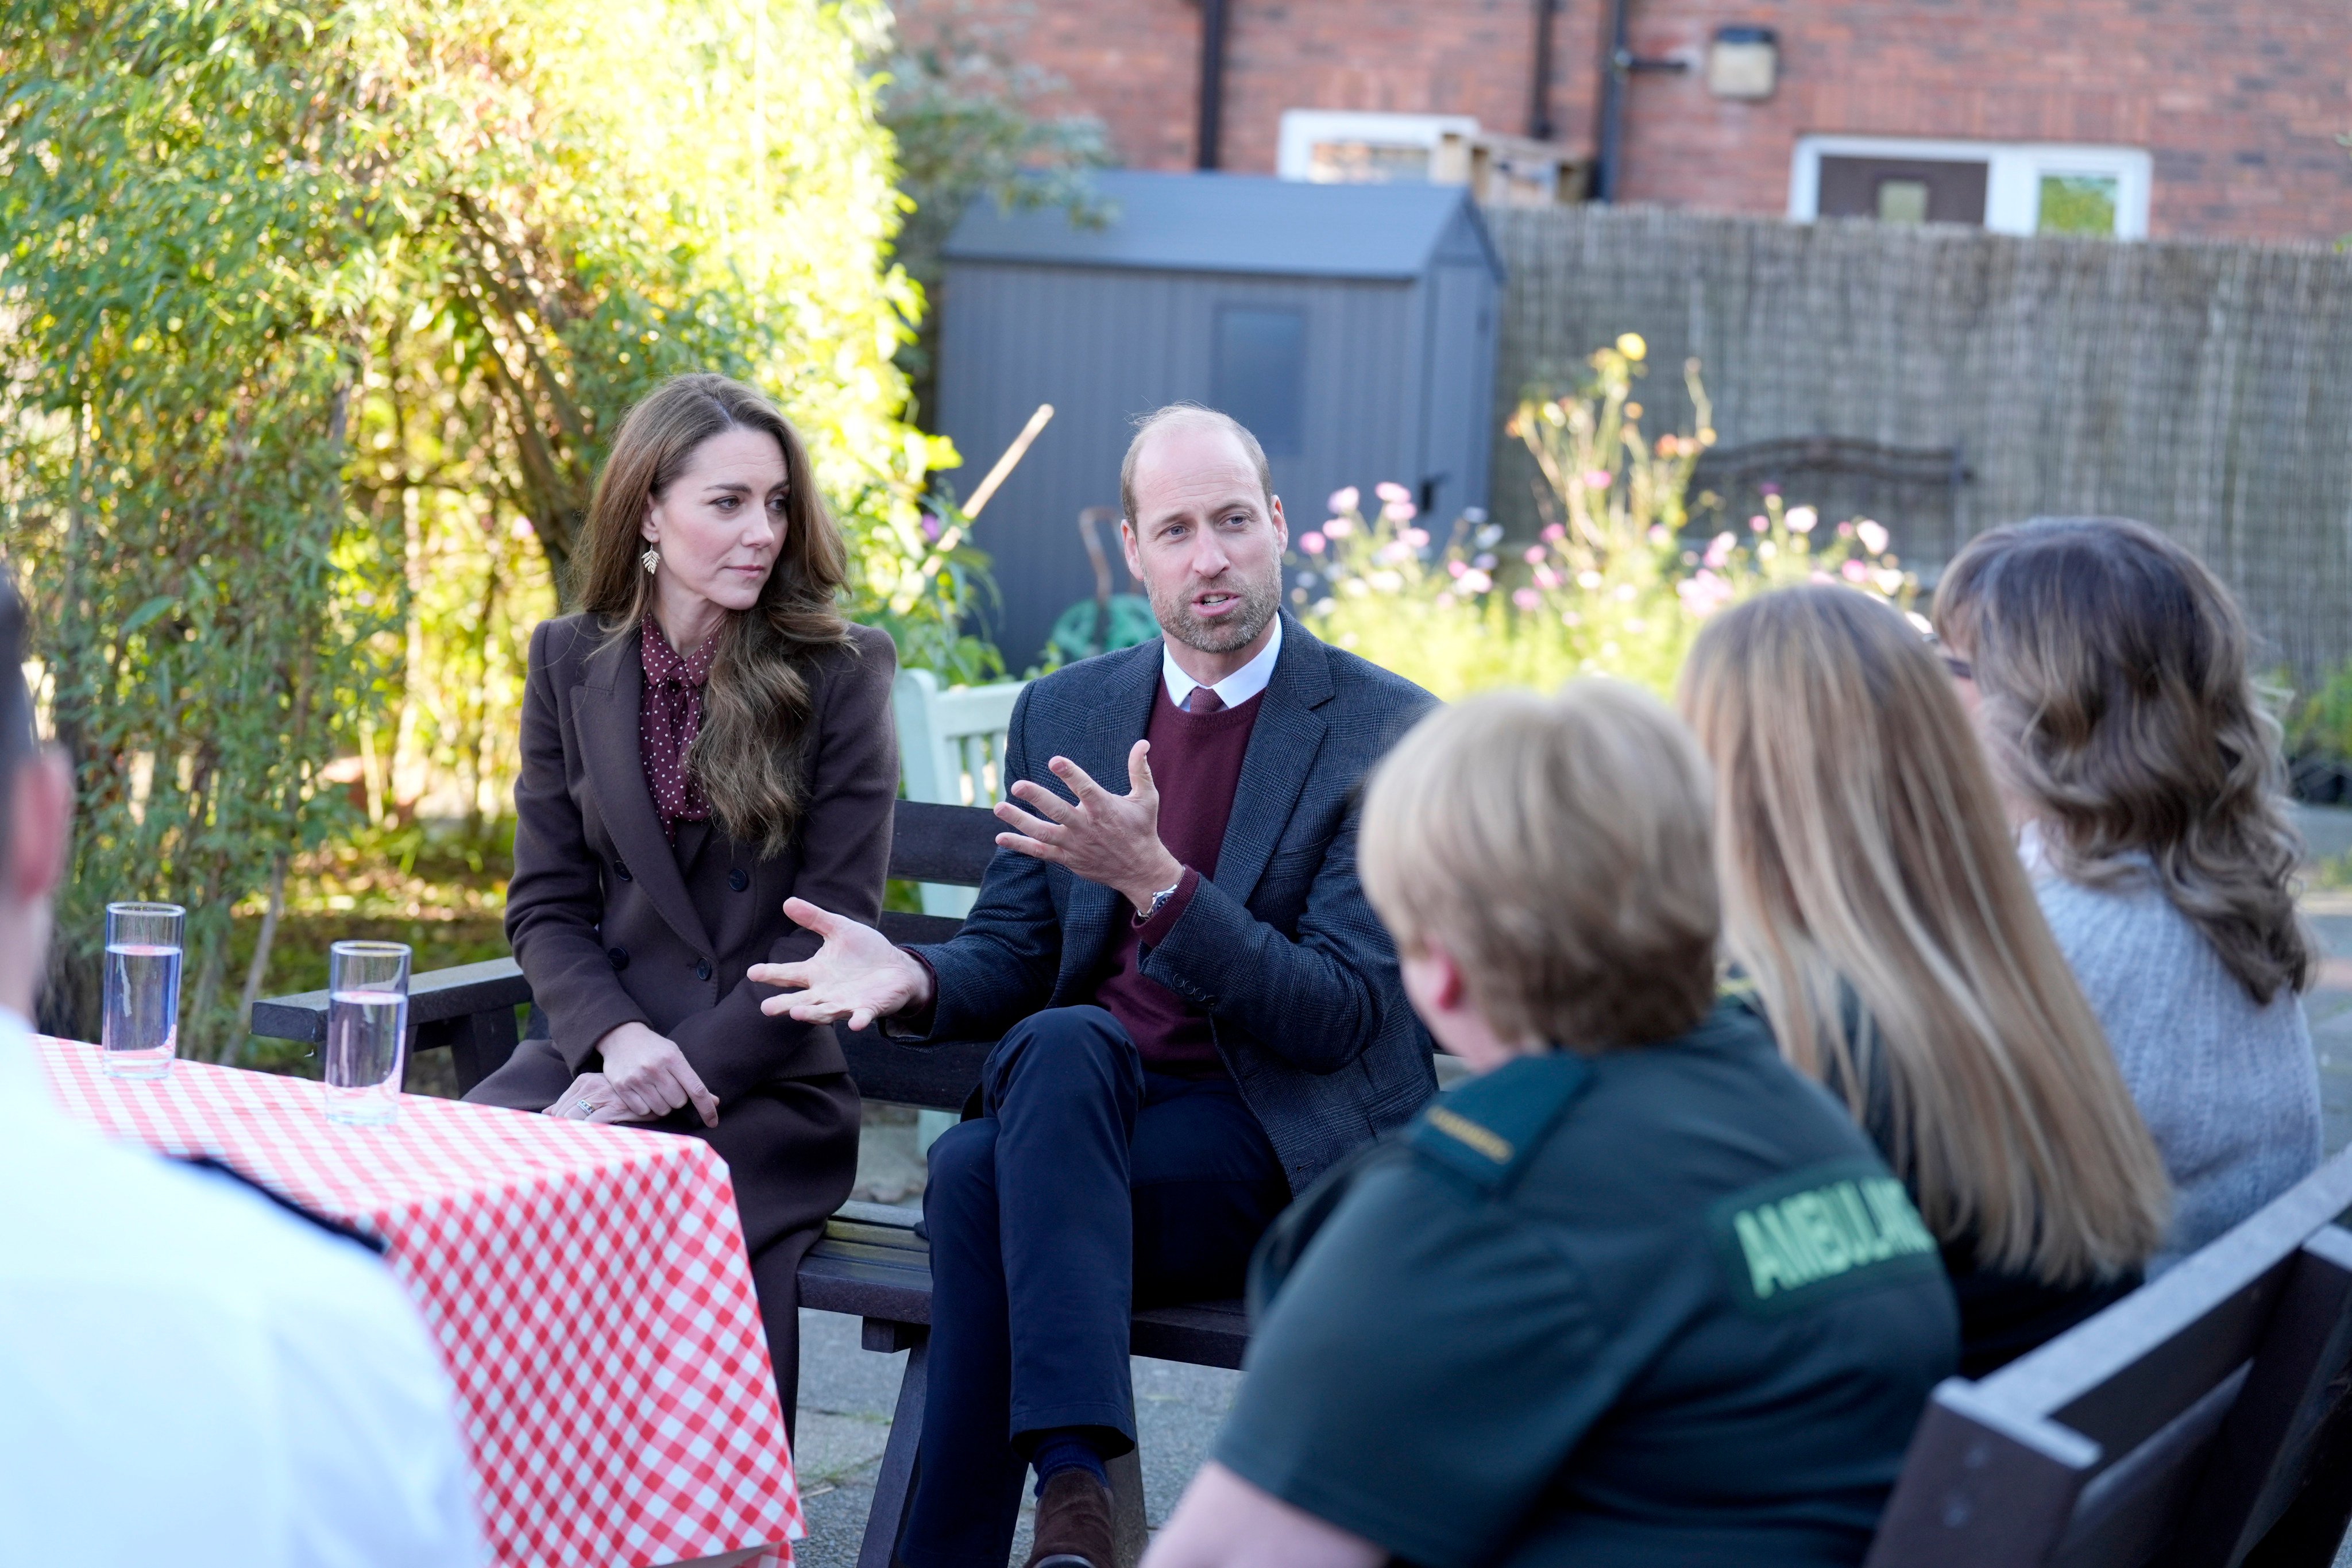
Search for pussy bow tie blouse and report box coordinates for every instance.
[639,620,718,840]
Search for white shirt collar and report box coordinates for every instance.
[1161,615,1283,712]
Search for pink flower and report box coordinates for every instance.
[1874,567,1906,594]
[1704,531,1735,570]
[509,516,537,540]
[1381,500,1419,523]
[1523,545,1548,565]
[1648,526,1670,545]
[1786,506,1818,535]
[1583,469,1613,491]
[1513,588,1542,612]
[1322,516,1354,538]
[1675,570,1734,617]
[1856,520,1890,556]
[1402,527,1431,549]
[1328,486,1361,514]
[1759,482,1781,497]
[1434,592,1456,610]
[1374,481,1411,505]
[1836,522,1855,539]
[920,512,943,542]
[1447,559,1469,579]
[1534,566,1562,589]
[1299,532,1327,555]
[1840,559,1868,583]
[1542,523,1567,542]
[1461,569,1493,594]
[1748,514,1768,533]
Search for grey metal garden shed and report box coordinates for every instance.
[937,170,1505,667]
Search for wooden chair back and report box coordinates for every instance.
[890,669,1026,919]
[1865,1144,2352,1568]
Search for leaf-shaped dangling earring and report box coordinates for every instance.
[640,547,659,576]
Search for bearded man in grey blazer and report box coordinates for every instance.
[754,405,1436,1568]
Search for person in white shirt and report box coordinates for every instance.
[0,582,484,1567]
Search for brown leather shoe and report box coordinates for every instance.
[1026,1468,1117,1568]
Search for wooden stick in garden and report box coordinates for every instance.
[890,403,1057,618]
[964,403,1055,517]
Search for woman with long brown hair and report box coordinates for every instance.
[466,373,897,1426]
[1936,517,2321,1271]
[1681,585,2170,1374]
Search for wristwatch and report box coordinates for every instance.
[1140,873,1185,922]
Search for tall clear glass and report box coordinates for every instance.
[325,941,410,1126]
[103,902,184,1079]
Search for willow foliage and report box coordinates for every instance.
[0,0,982,1053]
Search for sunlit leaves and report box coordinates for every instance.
[0,0,978,1052]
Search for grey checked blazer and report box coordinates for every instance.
[908,612,1439,1192]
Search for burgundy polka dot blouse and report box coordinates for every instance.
[639,619,718,840]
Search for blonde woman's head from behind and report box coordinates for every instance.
[1679,584,2168,1285]
[1360,681,1720,1072]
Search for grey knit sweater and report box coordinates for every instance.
[2034,867,2322,1273]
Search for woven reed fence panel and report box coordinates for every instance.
[1484,206,2352,681]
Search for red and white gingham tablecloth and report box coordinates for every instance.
[35,1036,802,1568]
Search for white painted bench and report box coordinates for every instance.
[890,668,1026,918]
[890,667,1028,1154]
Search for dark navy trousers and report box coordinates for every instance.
[900,1006,1289,1567]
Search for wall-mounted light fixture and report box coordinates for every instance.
[1708,26,1779,101]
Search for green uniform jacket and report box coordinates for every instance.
[1214,1001,1960,1568]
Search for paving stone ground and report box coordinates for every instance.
[789,806,2352,1567]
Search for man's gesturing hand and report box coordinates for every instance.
[750,898,933,1032]
[995,741,1185,916]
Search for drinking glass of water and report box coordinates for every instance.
[325,941,410,1126]
[103,902,184,1080]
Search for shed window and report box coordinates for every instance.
[1211,306,1306,457]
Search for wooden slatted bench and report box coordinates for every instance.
[1865,1140,2352,1567]
[251,797,1217,1567]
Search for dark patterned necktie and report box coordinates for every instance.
[1185,686,1225,715]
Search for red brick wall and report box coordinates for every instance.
[898,0,2352,243]
[898,0,1607,169]
[1608,0,2352,242]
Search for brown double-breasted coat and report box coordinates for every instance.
[467,612,897,1418]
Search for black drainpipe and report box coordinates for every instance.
[1528,0,1558,140]
[1590,0,1633,200]
[1196,0,1230,171]
[1589,0,1687,202]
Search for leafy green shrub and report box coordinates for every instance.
[0,0,985,1052]
[1292,336,1915,701]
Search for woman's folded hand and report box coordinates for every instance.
[545,1071,650,1125]
[586,1022,721,1127]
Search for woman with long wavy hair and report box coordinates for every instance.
[465,373,897,1428]
[1935,517,2320,1270]
[1681,585,2170,1374]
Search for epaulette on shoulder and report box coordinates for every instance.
[1405,1052,1594,1194]
[176,1156,388,1256]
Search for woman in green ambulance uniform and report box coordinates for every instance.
[1142,682,1961,1568]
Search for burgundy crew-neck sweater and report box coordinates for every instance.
[1091,682,1264,1073]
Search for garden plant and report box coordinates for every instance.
[1291,336,1916,701]
[0,0,995,1055]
